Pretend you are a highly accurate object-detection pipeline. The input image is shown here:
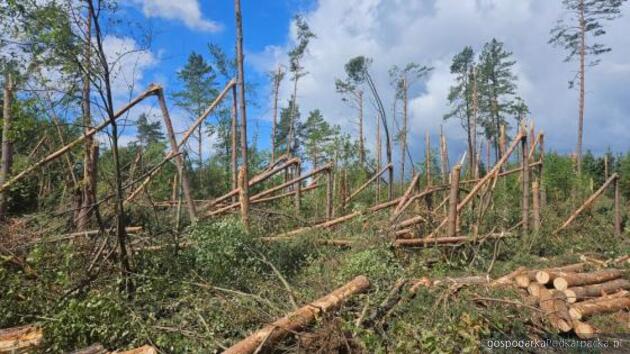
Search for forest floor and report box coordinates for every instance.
[1,192,629,353]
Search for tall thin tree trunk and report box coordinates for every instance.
[425,131,431,187]
[231,85,238,190]
[401,78,407,185]
[376,113,381,201]
[470,67,478,179]
[287,72,299,156]
[439,126,449,184]
[235,0,250,229]
[577,0,585,175]
[88,0,132,292]
[0,73,14,220]
[78,10,95,231]
[358,91,365,167]
[271,66,281,162]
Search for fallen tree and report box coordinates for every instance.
[514,263,585,288]
[223,275,370,354]
[0,325,43,352]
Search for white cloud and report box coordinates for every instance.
[131,0,222,32]
[252,0,630,167]
[103,35,158,97]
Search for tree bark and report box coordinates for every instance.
[223,276,370,354]
[532,180,541,232]
[577,0,585,175]
[553,269,624,291]
[376,113,382,201]
[0,73,14,220]
[271,65,282,162]
[439,125,449,184]
[569,295,630,320]
[234,0,250,229]
[157,91,197,221]
[447,165,462,237]
[231,85,238,190]
[326,168,333,219]
[78,8,96,232]
[521,127,530,234]
[564,279,630,303]
[401,78,408,185]
[358,90,365,167]
[514,263,585,288]
[0,325,43,352]
[615,176,622,237]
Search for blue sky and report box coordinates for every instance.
[99,0,630,175]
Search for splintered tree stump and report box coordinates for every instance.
[564,279,630,303]
[553,270,624,291]
[569,294,630,320]
[223,276,370,354]
[0,325,43,353]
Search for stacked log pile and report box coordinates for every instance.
[511,262,629,338]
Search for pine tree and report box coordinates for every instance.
[444,46,477,174]
[136,113,164,147]
[275,99,303,157]
[335,76,365,167]
[173,52,218,169]
[303,109,335,168]
[286,16,315,155]
[477,38,526,160]
[549,0,627,175]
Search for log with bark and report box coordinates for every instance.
[0,325,43,353]
[564,278,630,303]
[223,275,370,354]
[568,293,630,320]
[552,269,624,291]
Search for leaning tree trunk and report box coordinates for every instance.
[234,0,250,229]
[0,73,14,220]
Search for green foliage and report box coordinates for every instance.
[188,218,260,289]
[337,248,401,285]
[43,291,140,352]
[135,113,164,147]
[543,152,577,202]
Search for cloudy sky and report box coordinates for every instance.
[47,0,630,164]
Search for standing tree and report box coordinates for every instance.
[0,72,13,220]
[269,65,285,162]
[286,15,315,155]
[136,113,165,147]
[549,0,627,175]
[275,99,303,157]
[234,0,250,228]
[303,109,335,168]
[345,56,393,199]
[444,46,477,175]
[389,63,432,183]
[335,76,365,168]
[477,38,526,161]
[173,52,218,170]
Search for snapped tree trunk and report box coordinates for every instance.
[234,0,250,229]
[576,0,585,175]
[231,85,238,190]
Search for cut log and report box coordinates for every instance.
[569,295,630,320]
[69,343,107,354]
[528,283,542,298]
[114,345,158,354]
[223,276,370,354]
[515,263,586,288]
[0,325,43,353]
[553,270,624,291]
[564,278,630,303]
[572,320,597,339]
[538,287,572,332]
